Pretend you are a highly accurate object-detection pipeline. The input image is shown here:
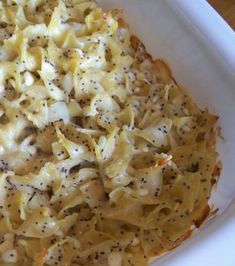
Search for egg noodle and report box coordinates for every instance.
[0,0,220,265]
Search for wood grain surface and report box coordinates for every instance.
[208,0,235,30]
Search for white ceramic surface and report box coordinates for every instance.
[98,0,235,265]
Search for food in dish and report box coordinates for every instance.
[0,0,220,265]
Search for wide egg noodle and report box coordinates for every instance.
[0,0,220,265]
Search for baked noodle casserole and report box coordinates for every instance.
[0,0,220,265]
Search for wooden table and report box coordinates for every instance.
[208,0,235,30]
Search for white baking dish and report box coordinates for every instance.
[98,0,235,265]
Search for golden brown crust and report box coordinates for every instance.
[155,59,173,84]
[35,249,48,264]
[118,18,129,28]
[194,204,210,228]
[130,35,153,62]
[211,161,222,187]
[123,21,220,263]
